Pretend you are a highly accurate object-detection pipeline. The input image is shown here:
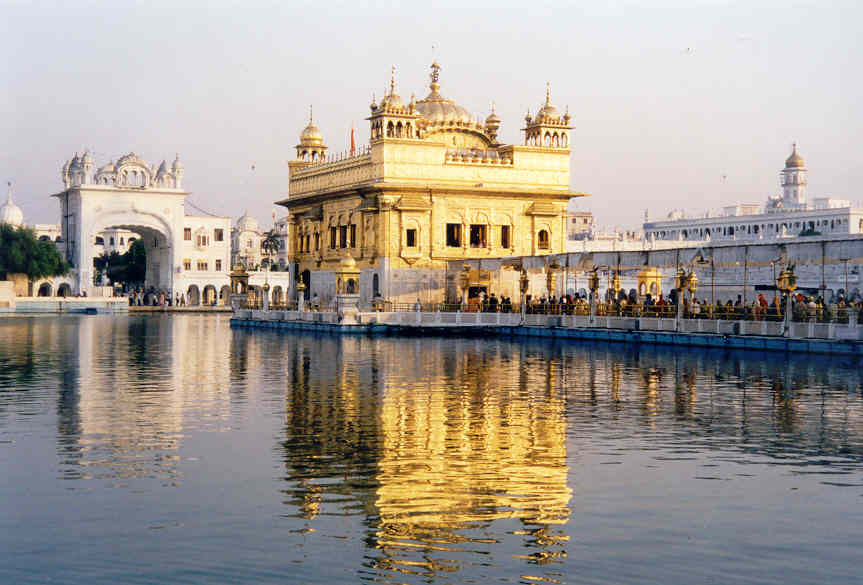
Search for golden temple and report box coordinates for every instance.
[277,62,587,305]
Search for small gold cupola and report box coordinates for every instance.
[523,83,572,150]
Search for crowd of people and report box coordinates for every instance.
[127,288,189,308]
[454,288,862,323]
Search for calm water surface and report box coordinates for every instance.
[1,314,862,584]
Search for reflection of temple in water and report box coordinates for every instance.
[280,336,572,582]
[48,315,238,481]
[278,334,863,581]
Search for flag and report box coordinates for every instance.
[350,124,356,157]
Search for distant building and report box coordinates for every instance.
[644,145,863,243]
[567,211,594,240]
[231,212,264,270]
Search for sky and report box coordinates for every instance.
[2,0,860,231]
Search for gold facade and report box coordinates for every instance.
[277,63,587,302]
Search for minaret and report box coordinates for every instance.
[781,143,807,207]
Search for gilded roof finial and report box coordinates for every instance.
[390,65,396,94]
[309,104,313,124]
[545,82,551,105]
[491,100,496,114]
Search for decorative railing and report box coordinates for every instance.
[239,298,859,326]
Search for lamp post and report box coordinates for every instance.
[611,271,621,297]
[685,270,698,317]
[776,265,797,336]
[673,267,686,324]
[459,265,471,310]
[296,280,306,312]
[840,258,849,300]
[546,261,559,299]
[519,269,529,315]
[262,282,270,312]
[588,269,600,324]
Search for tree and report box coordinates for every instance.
[261,230,280,271]
[100,240,146,288]
[0,224,69,281]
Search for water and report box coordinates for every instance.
[1,315,862,585]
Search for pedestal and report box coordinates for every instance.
[783,294,793,337]
[231,293,248,313]
[336,294,360,324]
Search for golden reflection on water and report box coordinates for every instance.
[278,336,572,582]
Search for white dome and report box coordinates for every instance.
[1,185,24,227]
[237,211,259,232]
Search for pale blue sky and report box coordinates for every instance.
[2,0,860,230]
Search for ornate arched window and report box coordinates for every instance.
[537,229,550,250]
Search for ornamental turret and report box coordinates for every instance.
[368,66,420,142]
[82,150,94,185]
[295,106,328,163]
[523,83,572,150]
[172,153,184,189]
[484,102,501,144]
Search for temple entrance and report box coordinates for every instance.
[55,154,185,296]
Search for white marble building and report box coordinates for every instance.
[5,155,291,305]
[48,151,238,302]
[644,145,863,243]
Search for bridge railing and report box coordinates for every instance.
[238,298,860,326]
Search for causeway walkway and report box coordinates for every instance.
[230,309,863,357]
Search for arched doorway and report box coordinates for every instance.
[37,283,53,297]
[272,286,283,307]
[203,285,217,306]
[219,285,231,306]
[85,223,168,292]
[187,284,201,306]
[57,283,71,298]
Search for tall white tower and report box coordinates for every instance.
[781,143,807,208]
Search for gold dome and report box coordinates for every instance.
[485,102,500,125]
[299,106,324,146]
[339,253,357,269]
[415,61,479,127]
[533,83,560,122]
[785,143,805,168]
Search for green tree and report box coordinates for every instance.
[122,239,147,284]
[261,230,280,271]
[0,224,69,280]
[99,240,146,287]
